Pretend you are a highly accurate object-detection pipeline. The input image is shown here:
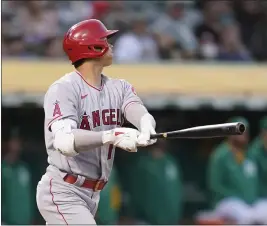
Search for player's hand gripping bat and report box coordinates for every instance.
[150,122,246,139]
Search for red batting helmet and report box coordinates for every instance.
[63,19,118,63]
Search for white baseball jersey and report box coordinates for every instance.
[44,70,142,181]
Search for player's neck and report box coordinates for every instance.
[77,63,103,88]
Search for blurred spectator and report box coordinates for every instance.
[127,140,183,224]
[2,2,26,57]
[217,23,252,62]
[15,1,60,56]
[249,3,267,61]
[2,34,26,57]
[234,0,264,51]
[96,167,122,225]
[124,1,163,24]
[43,37,65,58]
[207,117,266,224]
[57,1,94,35]
[1,129,34,225]
[103,1,133,33]
[176,1,203,30]
[2,0,267,62]
[150,1,198,59]
[91,1,111,21]
[248,116,267,224]
[194,1,233,60]
[2,41,8,56]
[19,141,48,225]
[114,17,159,63]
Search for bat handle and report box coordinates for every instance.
[151,133,166,139]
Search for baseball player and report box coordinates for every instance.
[36,19,157,225]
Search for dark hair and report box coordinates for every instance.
[73,59,87,68]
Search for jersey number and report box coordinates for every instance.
[107,144,113,160]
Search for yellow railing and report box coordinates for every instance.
[3,60,267,96]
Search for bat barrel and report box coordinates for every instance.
[150,122,246,139]
[226,122,246,135]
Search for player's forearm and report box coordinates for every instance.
[52,119,106,156]
[72,129,104,151]
[125,103,156,131]
[52,118,140,156]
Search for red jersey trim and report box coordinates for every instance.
[75,70,103,91]
[50,178,68,225]
[47,114,63,131]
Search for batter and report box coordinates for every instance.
[36,19,157,225]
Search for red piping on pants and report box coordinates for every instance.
[49,178,68,225]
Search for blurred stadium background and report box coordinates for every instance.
[2,0,267,225]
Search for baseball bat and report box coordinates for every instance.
[150,122,246,139]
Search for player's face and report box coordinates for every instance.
[100,42,113,67]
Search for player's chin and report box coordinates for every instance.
[103,57,113,67]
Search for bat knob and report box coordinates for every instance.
[237,123,246,134]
